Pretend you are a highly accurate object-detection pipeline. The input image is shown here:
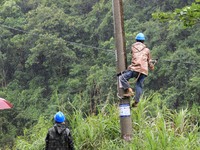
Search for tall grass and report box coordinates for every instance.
[69,94,199,150]
[12,116,52,150]
[12,94,200,150]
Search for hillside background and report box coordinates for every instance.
[0,0,199,149]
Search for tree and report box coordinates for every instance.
[152,0,200,27]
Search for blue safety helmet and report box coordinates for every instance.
[54,111,65,123]
[135,33,145,41]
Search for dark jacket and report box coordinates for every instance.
[45,123,74,150]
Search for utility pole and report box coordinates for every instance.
[112,0,132,141]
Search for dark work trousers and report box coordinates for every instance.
[118,70,146,102]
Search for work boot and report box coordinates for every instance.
[123,88,134,97]
[132,101,138,107]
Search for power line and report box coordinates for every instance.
[0,24,27,33]
[1,24,199,66]
[66,40,114,52]
[159,59,200,66]
[0,24,114,53]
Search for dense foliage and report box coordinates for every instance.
[0,0,199,149]
[12,95,200,149]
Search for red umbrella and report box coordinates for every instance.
[0,98,13,110]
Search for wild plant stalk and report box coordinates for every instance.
[12,116,52,150]
[12,94,200,150]
[70,95,199,150]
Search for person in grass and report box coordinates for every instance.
[118,33,156,107]
[45,111,74,150]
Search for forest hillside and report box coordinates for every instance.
[0,0,199,149]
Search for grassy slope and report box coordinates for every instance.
[13,93,200,150]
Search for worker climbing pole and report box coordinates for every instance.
[112,0,132,141]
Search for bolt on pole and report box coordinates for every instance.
[112,0,132,141]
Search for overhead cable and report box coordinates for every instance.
[0,24,114,53]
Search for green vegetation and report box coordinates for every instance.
[12,95,200,150]
[0,0,199,149]
[152,0,200,27]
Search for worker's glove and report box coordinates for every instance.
[150,59,158,65]
[150,65,155,71]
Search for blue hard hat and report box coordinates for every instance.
[135,33,145,41]
[54,111,65,123]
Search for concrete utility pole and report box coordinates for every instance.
[112,0,132,141]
